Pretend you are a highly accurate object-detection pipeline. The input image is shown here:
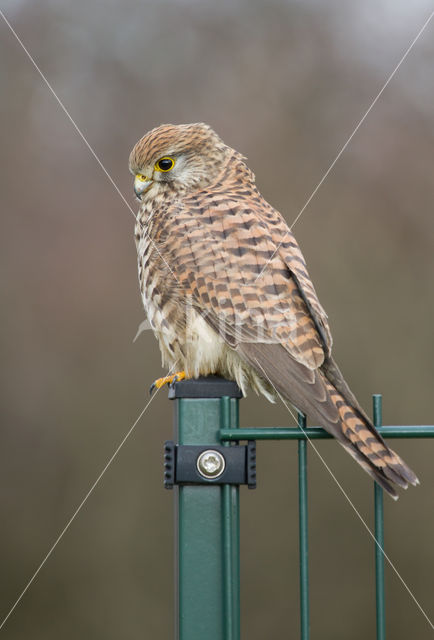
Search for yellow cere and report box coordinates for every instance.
[135,173,148,182]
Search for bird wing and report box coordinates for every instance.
[163,196,331,370]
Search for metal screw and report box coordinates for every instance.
[196,450,226,479]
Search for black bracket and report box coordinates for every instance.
[164,441,256,489]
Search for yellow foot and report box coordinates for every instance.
[149,371,187,395]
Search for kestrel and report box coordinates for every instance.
[129,122,418,498]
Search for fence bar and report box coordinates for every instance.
[171,378,241,640]
[221,396,241,640]
[297,411,310,640]
[220,425,434,441]
[373,395,386,640]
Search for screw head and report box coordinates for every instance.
[196,450,226,479]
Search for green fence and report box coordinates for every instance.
[165,376,434,640]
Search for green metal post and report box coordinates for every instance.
[221,396,241,640]
[170,377,242,640]
[297,411,310,640]
[373,394,386,640]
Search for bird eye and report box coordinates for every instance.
[155,156,175,172]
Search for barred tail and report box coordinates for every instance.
[325,381,419,499]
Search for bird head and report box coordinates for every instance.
[129,123,230,200]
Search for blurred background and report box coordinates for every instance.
[1,0,433,638]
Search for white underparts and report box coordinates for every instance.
[159,307,275,402]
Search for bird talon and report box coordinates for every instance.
[149,371,187,395]
[170,372,186,387]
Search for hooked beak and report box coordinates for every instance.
[134,174,153,199]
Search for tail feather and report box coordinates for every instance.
[325,380,419,498]
[236,342,419,500]
[339,441,400,499]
